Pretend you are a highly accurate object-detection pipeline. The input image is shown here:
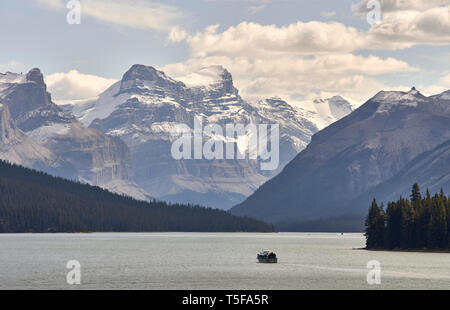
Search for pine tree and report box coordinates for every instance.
[400,198,415,248]
[365,198,385,249]
[367,184,449,251]
[410,183,421,206]
[386,200,402,249]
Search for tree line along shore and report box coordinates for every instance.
[365,184,450,251]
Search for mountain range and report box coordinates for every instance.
[231,88,450,231]
[1,65,448,231]
[56,64,355,209]
[0,68,149,200]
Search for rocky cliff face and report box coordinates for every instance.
[0,102,74,176]
[66,65,327,209]
[0,69,148,200]
[231,88,450,228]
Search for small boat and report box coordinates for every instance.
[257,250,277,263]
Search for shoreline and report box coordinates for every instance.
[354,247,450,254]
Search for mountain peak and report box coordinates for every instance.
[178,65,233,88]
[118,64,183,95]
[266,96,285,102]
[26,68,45,85]
[122,64,172,83]
[436,90,450,100]
[328,95,345,101]
[371,88,426,104]
[408,86,421,96]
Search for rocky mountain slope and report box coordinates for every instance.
[0,69,148,200]
[231,88,450,229]
[63,65,351,209]
[0,102,72,175]
[1,65,355,209]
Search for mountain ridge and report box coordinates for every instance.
[231,87,450,229]
[62,64,353,209]
[0,68,149,200]
[1,64,356,209]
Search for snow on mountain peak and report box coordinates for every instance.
[0,72,25,84]
[290,95,356,130]
[0,72,26,95]
[177,65,231,88]
[120,64,177,88]
[122,64,174,82]
[372,88,426,104]
[433,90,450,100]
[371,88,429,114]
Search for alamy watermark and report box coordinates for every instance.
[66,260,81,285]
[366,260,381,285]
[366,0,382,25]
[66,0,81,25]
[170,116,280,171]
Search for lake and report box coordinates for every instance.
[0,233,449,289]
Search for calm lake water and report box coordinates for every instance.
[0,233,449,290]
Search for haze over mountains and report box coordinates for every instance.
[231,88,450,230]
[56,64,355,209]
[1,64,448,231]
[0,68,149,200]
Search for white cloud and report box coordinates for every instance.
[172,4,450,56]
[0,61,26,73]
[45,70,117,101]
[180,22,368,57]
[367,6,450,48]
[441,74,450,86]
[35,0,63,9]
[248,4,268,14]
[35,0,184,31]
[162,54,416,103]
[163,3,450,102]
[169,27,189,43]
[321,11,337,18]
[422,73,450,96]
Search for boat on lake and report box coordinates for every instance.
[257,251,277,263]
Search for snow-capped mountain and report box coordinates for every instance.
[63,64,340,209]
[0,102,70,173]
[1,65,355,209]
[0,69,148,200]
[231,87,450,230]
[290,95,358,130]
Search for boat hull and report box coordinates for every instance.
[257,256,277,263]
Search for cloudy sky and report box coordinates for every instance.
[1,0,450,103]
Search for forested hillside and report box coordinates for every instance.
[0,160,273,233]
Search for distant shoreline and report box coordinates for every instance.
[354,247,450,254]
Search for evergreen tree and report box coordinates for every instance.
[366,184,449,251]
[410,183,421,206]
[386,200,402,249]
[430,193,447,248]
[365,199,385,249]
[0,160,274,233]
[400,198,415,248]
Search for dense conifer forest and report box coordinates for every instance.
[0,160,273,233]
[365,184,450,250]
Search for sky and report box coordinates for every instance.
[0,0,450,104]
